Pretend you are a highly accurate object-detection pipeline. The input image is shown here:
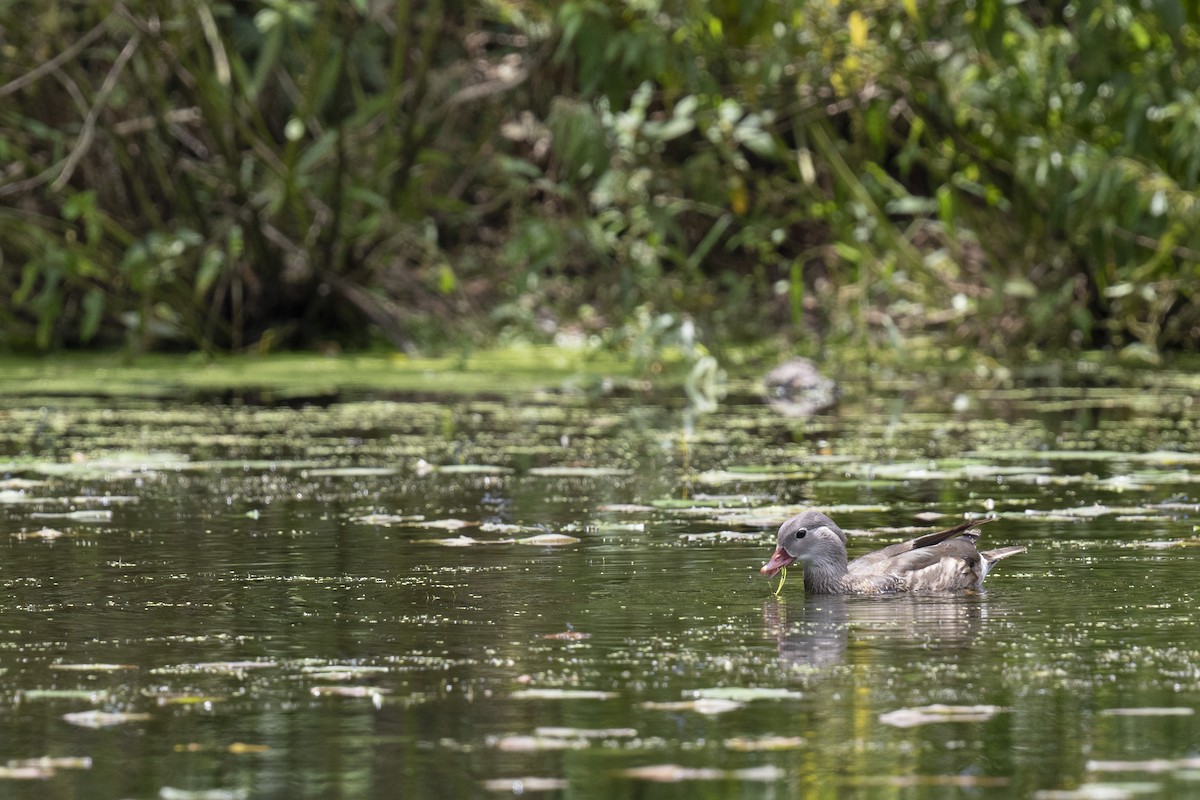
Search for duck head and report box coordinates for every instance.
[760,510,847,578]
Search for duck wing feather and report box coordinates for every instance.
[848,517,995,573]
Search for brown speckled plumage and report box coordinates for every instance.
[760,511,1025,594]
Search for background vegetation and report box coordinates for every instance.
[2,0,1199,363]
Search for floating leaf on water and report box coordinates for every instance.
[1087,757,1200,772]
[0,765,55,779]
[300,664,391,677]
[595,521,646,532]
[69,495,140,505]
[1129,450,1200,465]
[516,534,580,546]
[1025,505,1151,520]
[304,467,399,477]
[50,663,137,672]
[619,765,728,782]
[879,704,1004,728]
[62,710,152,728]
[1099,707,1194,717]
[227,743,270,754]
[310,685,390,699]
[619,764,781,783]
[7,756,92,771]
[21,689,109,703]
[725,736,806,751]
[432,464,513,475]
[159,787,249,800]
[29,510,113,522]
[640,698,742,714]
[149,694,220,707]
[478,522,528,534]
[1121,539,1192,549]
[534,727,636,739]
[351,513,424,526]
[493,735,589,752]
[734,765,787,781]
[152,661,277,675]
[481,777,569,793]
[689,687,802,702]
[682,530,759,542]
[81,450,191,467]
[0,490,48,505]
[542,631,591,640]
[12,527,66,540]
[0,478,47,489]
[694,469,812,485]
[421,536,489,547]
[1033,783,1165,799]
[652,496,759,510]
[416,518,478,530]
[852,775,1010,787]
[511,688,616,700]
[526,466,632,478]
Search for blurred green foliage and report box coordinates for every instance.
[1,0,1198,361]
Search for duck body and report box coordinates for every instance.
[760,511,1025,595]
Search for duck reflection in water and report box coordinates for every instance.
[762,592,999,671]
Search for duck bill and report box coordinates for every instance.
[760,547,796,578]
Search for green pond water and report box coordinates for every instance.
[1,356,1200,799]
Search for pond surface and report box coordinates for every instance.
[1,359,1200,799]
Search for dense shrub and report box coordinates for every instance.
[1,0,1198,358]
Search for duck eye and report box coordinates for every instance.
[796,528,807,539]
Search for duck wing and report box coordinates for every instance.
[848,518,996,574]
[888,538,988,591]
[848,534,1022,593]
